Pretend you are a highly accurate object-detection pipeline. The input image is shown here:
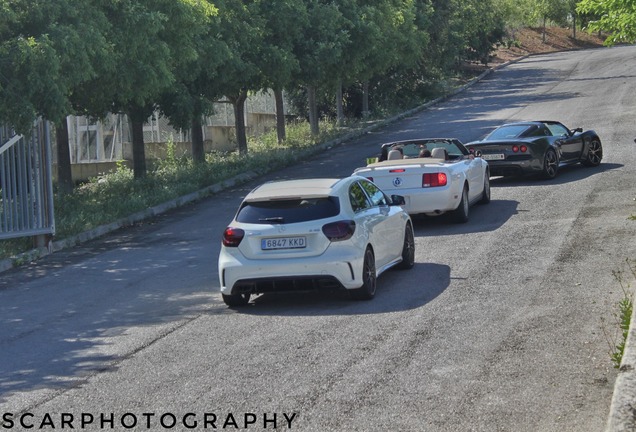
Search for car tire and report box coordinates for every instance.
[397,223,415,270]
[452,185,469,223]
[350,247,377,300]
[479,170,491,204]
[222,293,251,307]
[541,148,559,179]
[581,138,603,167]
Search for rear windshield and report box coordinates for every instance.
[486,125,529,140]
[236,197,340,224]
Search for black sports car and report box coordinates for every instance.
[465,121,603,179]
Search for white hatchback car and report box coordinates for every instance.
[218,176,414,307]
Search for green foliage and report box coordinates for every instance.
[610,296,632,368]
[577,0,636,45]
[605,260,636,369]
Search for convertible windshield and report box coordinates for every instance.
[384,139,468,160]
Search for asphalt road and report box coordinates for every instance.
[2,46,636,432]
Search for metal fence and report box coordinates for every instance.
[66,91,282,163]
[0,121,55,240]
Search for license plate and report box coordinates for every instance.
[261,237,307,250]
[482,153,505,160]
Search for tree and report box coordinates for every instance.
[213,0,265,155]
[335,0,423,121]
[529,0,570,42]
[0,0,112,193]
[577,0,636,45]
[458,0,506,65]
[102,0,211,178]
[159,4,229,164]
[294,0,349,135]
[256,0,308,142]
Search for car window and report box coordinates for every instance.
[358,180,389,207]
[421,140,468,158]
[546,123,569,137]
[523,125,550,137]
[486,125,529,140]
[236,197,340,224]
[349,182,371,212]
[400,143,421,158]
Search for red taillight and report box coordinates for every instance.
[422,173,448,187]
[512,145,519,152]
[389,169,406,173]
[520,145,528,152]
[322,220,356,241]
[222,227,245,247]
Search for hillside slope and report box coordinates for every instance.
[492,26,607,64]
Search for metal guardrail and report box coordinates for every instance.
[0,121,55,241]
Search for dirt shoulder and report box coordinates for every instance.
[492,26,607,65]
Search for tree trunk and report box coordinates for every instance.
[128,108,147,179]
[55,118,74,194]
[274,88,286,143]
[191,116,205,164]
[307,85,319,136]
[542,16,547,43]
[572,13,577,39]
[336,81,344,127]
[230,89,248,155]
[362,81,370,118]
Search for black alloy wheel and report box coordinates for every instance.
[582,139,603,167]
[397,223,415,270]
[351,247,377,300]
[541,149,559,179]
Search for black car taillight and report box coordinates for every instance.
[322,220,356,241]
[222,227,245,247]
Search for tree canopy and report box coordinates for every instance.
[577,0,636,45]
[1,0,580,167]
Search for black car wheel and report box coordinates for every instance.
[541,149,559,179]
[479,170,491,204]
[452,185,469,223]
[351,247,377,300]
[582,138,603,167]
[222,293,251,307]
[397,223,415,270]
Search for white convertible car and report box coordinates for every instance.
[353,138,491,223]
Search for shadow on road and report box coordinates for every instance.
[488,162,622,187]
[226,262,450,317]
[411,199,520,236]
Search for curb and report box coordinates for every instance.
[606,287,636,431]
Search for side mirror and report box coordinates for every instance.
[469,148,482,157]
[391,194,406,206]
